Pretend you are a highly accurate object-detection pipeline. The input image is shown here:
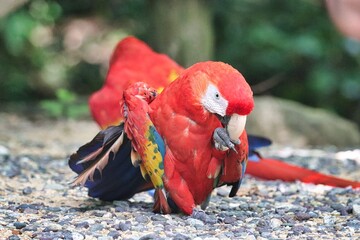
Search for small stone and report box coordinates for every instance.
[244,235,256,240]
[97,237,112,240]
[323,215,336,226]
[14,222,26,229]
[0,145,10,157]
[291,225,311,235]
[216,187,229,197]
[113,201,129,208]
[352,204,360,216]
[186,218,204,226]
[43,223,62,232]
[151,215,167,222]
[61,230,73,240]
[45,183,64,190]
[71,232,85,240]
[89,223,103,232]
[224,216,236,224]
[92,210,106,217]
[22,187,32,195]
[308,211,318,218]
[74,221,89,229]
[191,210,217,224]
[7,236,20,240]
[139,233,159,240]
[295,212,312,221]
[116,222,131,231]
[108,230,120,239]
[135,215,149,224]
[173,233,191,240]
[270,218,282,228]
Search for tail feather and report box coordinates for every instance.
[246,156,360,188]
[68,124,153,200]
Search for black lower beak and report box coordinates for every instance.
[215,114,231,127]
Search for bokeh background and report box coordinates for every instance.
[0,0,359,128]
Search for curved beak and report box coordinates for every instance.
[226,114,247,142]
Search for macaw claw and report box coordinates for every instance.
[213,127,239,153]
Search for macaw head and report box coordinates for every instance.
[187,61,254,141]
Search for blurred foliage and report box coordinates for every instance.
[0,0,359,124]
[40,88,88,119]
[213,0,360,124]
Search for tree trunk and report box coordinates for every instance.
[150,0,214,67]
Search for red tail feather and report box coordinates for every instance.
[246,157,360,188]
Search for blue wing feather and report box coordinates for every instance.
[247,135,272,162]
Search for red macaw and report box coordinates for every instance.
[71,60,254,215]
[147,61,254,214]
[69,37,359,214]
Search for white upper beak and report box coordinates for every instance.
[226,114,247,142]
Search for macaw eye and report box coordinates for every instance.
[215,93,220,99]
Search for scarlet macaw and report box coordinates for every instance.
[71,60,254,215]
[69,37,359,214]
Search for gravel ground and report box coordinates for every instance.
[0,113,359,240]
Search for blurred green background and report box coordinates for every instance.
[0,0,359,125]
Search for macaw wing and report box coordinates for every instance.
[138,122,166,187]
[140,121,171,213]
[68,123,152,200]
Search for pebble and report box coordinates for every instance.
[135,215,150,223]
[13,222,26,229]
[186,218,204,226]
[224,216,236,224]
[0,145,10,157]
[270,218,282,228]
[42,223,62,232]
[7,236,20,240]
[352,204,360,216]
[22,186,32,195]
[173,233,191,240]
[323,215,336,226]
[72,232,85,240]
[89,223,104,232]
[116,222,131,231]
[295,212,312,221]
[291,225,311,235]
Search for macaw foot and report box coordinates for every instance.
[153,188,171,214]
[200,194,211,210]
[213,127,240,152]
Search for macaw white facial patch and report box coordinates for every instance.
[201,84,228,116]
